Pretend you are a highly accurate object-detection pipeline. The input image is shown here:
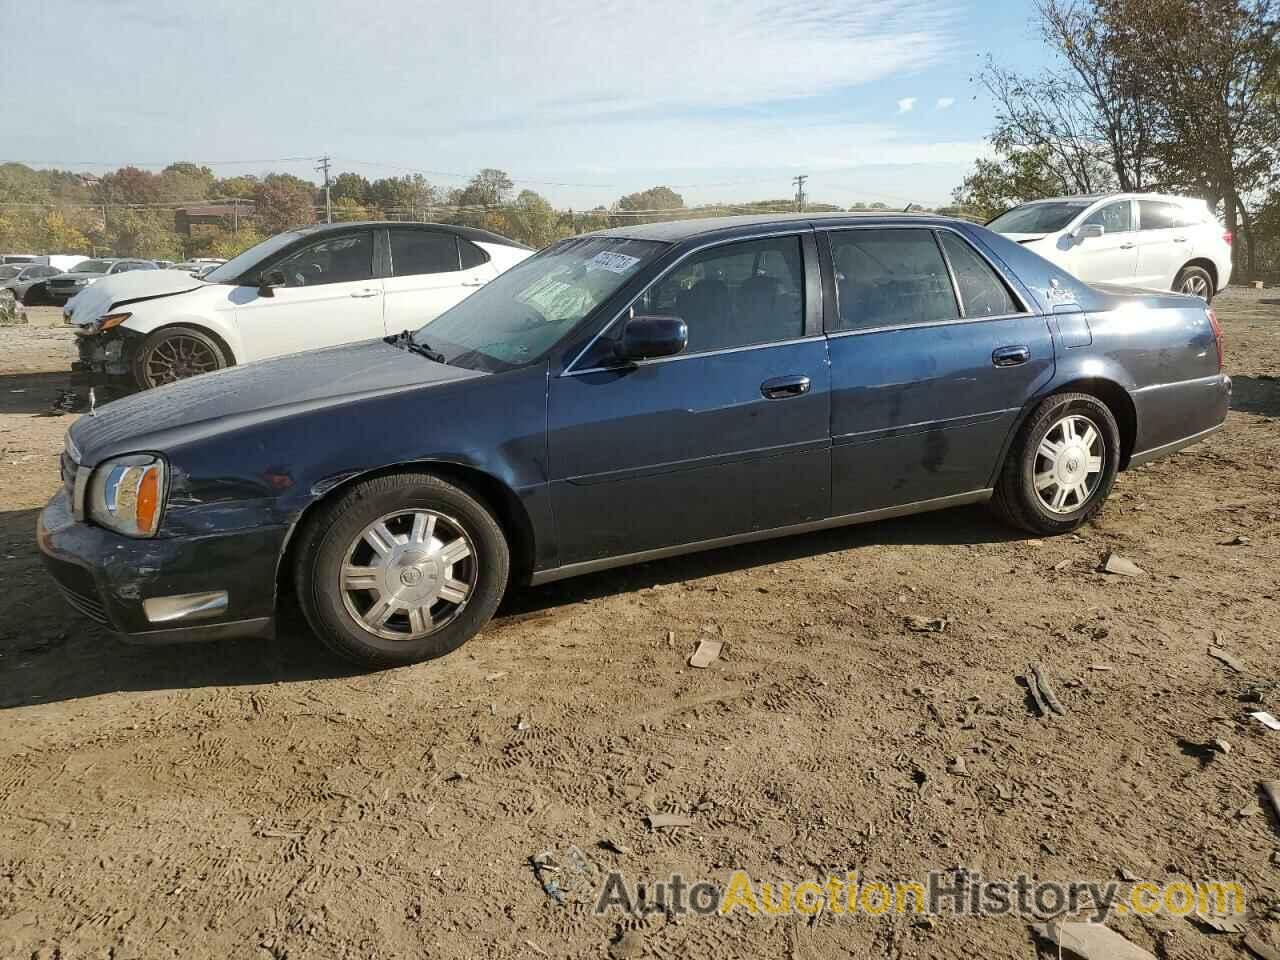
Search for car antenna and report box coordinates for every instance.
[903,202,914,213]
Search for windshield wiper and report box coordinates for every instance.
[385,329,446,364]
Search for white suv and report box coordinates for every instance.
[986,193,1233,301]
[66,222,532,388]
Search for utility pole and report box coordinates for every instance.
[792,174,808,213]
[316,156,333,223]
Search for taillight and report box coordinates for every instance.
[1206,307,1223,371]
[1223,230,1233,246]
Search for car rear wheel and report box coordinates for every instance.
[1174,265,1214,302]
[293,473,510,667]
[131,325,229,389]
[991,392,1121,535]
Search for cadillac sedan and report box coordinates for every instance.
[39,213,1229,666]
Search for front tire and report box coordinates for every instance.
[130,325,229,389]
[991,392,1121,535]
[293,473,510,668]
[1174,265,1214,302]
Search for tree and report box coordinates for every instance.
[331,172,372,205]
[368,174,435,218]
[253,174,317,234]
[157,162,214,202]
[209,175,260,200]
[41,210,91,253]
[951,146,1068,219]
[107,210,183,259]
[616,186,684,213]
[1103,0,1280,275]
[452,168,514,209]
[331,196,372,223]
[500,190,571,248]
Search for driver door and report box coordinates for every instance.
[235,230,384,362]
[1068,200,1137,285]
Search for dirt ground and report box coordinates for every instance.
[2,293,1279,960]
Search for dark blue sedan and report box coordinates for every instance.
[39,213,1230,665]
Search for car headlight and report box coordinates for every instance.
[87,454,166,537]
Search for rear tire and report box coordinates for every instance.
[991,392,1121,535]
[130,325,229,389]
[1173,264,1214,302]
[293,473,510,668]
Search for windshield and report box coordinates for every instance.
[0,266,21,279]
[412,236,666,372]
[202,231,303,283]
[73,259,113,274]
[987,201,1092,235]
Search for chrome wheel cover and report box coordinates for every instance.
[1033,414,1105,515]
[1179,273,1210,300]
[340,509,477,641]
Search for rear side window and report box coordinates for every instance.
[459,239,490,269]
[391,231,459,276]
[938,233,1021,318]
[829,229,957,331]
[1139,200,1185,231]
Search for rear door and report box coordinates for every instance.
[1068,200,1137,285]
[382,228,497,333]
[234,229,384,362]
[548,232,830,565]
[823,226,1055,516]
[1134,199,1187,289]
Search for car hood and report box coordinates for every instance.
[68,339,486,464]
[66,270,205,325]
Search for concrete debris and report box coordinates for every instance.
[1207,646,1245,672]
[905,616,948,633]
[688,638,723,669]
[1030,920,1156,960]
[1101,552,1146,577]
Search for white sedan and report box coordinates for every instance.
[986,193,1233,302]
[66,222,532,388]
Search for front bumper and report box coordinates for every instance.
[37,489,285,644]
[73,330,131,377]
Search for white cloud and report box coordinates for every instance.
[936,97,956,110]
[897,97,919,114]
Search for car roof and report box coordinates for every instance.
[1020,192,1204,205]
[291,220,532,250]
[585,211,966,243]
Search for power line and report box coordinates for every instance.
[3,156,323,169]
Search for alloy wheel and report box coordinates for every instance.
[144,335,221,386]
[339,509,478,641]
[1033,414,1105,515]
[1180,273,1210,300]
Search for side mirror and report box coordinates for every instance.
[258,268,286,297]
[615,314,688,362]
[1074,223,1105,242]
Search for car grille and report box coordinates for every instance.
[55,582,108,624]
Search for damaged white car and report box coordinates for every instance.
[66,221,532,388]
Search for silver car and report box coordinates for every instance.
[0,263,62,304]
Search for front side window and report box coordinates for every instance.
[0,266,21,280]
[829,229,957,331]
[938,232,1021,318]
[1085,201,1132,233]
[391,231,459,276]
[1138,200,1184,231]
[273,232,374,286]
[203,231,304,284]
[631,236,805,353]
[414,236,665,372]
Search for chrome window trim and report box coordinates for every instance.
[561,228,813,376]
[567,334,826,376]
[822,222,1034,334]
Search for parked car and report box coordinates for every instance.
[64,222,532,389]
[0,263,62,303]
[39,213,1229,666]
[986,193,1232,301]
[170,258,225,275]
[1,253,40,264]
[46,258,158,305]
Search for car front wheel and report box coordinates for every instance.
[991,392,1121,535]
[294,473,510,667]
[131,325,229,389]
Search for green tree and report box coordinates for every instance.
[332,172,372,205]
[951,146,1068,220]
[368,174,435,218]
[500,190,571,247]
[253,174,317,234]
[107,210,183,259]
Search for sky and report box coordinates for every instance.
[1,0,1049,210]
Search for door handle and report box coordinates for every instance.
[761,375,811,400]
[992,345,1030,367]
[350,289,381,298]
[1119,242,1136,250]
[461,279,486,287]
[1173,236,1188,243]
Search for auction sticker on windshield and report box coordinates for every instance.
[587,251,641,274]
